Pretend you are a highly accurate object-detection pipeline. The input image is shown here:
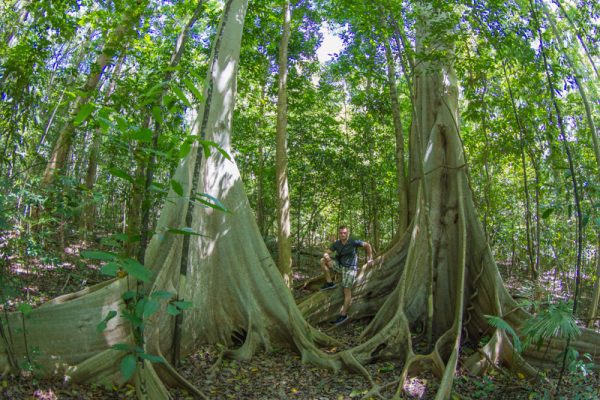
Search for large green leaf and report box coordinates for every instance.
[81,250,117,261]
[100,261,120,276]
[108,167,134,183]
[120,354,137,381]
[170,179,184,196]
[143,299,160,319]
[74,103,94,126]
[130,127,153,142]
[183,78,203,101]
[171,85,191,107]
[193,193,229,213]
[122,259,152,283]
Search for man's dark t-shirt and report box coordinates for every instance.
[330,239,365,270]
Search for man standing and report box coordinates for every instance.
[320,225,373,325]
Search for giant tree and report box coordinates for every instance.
[0,1,598,400]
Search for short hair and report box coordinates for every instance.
[338,225,348,231]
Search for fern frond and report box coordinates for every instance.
[522,301,581,350]
[484,315,523,352]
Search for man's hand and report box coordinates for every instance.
[367,257,374,266]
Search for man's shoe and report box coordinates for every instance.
[320,282,336,291]
[329,314,348,325]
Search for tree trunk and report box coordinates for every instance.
[125,0,205,260]
[41,1,148,186]
[299,4,599,398]
[1,4,599,400]
[81,55,126,236]
[588,238,600,328]
[275,0,293,287]
[383,35,408,234]
[503,62,537,280]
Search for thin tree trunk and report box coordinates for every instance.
[588,238,600,328]
[132,0,205,262]
[552,0,599,79]
[529,0,585,392]
[41,1,148,186]
[542,2,600,171]
[503,62,537,280]
[529,151,542,277]
[383,35,408,234]
[81,55,127,236]
[275,0,292,286]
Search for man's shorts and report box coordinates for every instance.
[332,260,357,288]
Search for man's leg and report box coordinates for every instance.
[320,257,333,283]
[320,258,336,290]
[341,287,352,316]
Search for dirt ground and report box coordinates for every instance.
[0,248,598,399]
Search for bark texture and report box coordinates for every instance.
[275,0,293,286]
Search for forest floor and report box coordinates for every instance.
[0,244,598,399]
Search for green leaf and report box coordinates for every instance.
[97,116,112,130]
[171,85,191,107]
[177,141,192,159]
[100,261,120,276]
[173,301,192,310]
[541,208,553,219]
[115,116,129,132]
[74,103,94,126]
[193,193,229,213]
[18,303,33,317]
[183,78,203,101]
[139,352,165,363]
[122,291,137,301]
[485,315,522,352]
[151,106,163,124]
[112,343,135,352]
[81,250,116,261]
[582,215,589,228]
[97,310,118,332]
[522,301,581,350]
[200,140,231,161]
[143,299,160,319]
[151,291,174,300]
[135,298,146,317]
[130,127,153,142]
[166,227,203,236]
[144,81,169,99]
[120,354,137,381]
[122,259,152,283]
[167,304,181,316]
[108,167,134,183]
[122,311,143,327]
[170,179,184,197]
[97,320,108,333]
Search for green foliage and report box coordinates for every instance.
[522,301,581,350]
[486,300,582,361]
[484,315,523,352]
[81,249,152,283]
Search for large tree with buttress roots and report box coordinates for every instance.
[0,1,597,399]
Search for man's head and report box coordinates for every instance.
[338,225,349,241]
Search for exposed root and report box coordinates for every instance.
[135,360,171,400]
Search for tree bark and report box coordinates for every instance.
[275,0,293,287]
[383,35,408,234]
